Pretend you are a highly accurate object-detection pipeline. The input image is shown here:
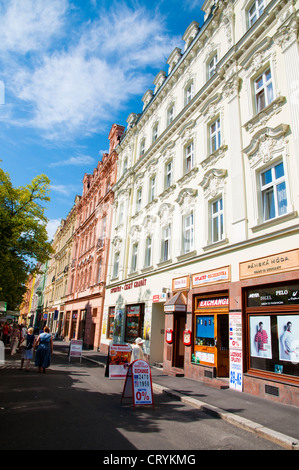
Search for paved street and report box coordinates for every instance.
[0,342,287,452]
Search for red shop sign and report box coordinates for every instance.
[183,329,192,346]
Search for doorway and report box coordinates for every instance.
[173,312,186,368]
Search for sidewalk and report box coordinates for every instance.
[81,348,299,450]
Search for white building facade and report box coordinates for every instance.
[101,0,299,405]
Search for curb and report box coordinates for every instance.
[152,383,299,451]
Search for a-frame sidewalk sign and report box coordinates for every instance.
[121,359,154,410]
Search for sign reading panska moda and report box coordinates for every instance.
[192,267,230,288]
[239,249,299,279]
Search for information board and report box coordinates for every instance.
[121,359,154,409]
[69,339,83,362]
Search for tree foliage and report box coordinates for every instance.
[0,167,53,310]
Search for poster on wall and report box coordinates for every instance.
[230,349,243,391]
[250,316,272,359]
[277,315,299,363]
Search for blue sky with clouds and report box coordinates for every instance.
[0,0,205,239]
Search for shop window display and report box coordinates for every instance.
[246,284,299,379]
[125,304,144,343]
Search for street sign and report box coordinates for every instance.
[121,359,154,410]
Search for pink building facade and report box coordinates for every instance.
[63,124,124,349]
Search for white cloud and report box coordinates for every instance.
[46,218,61,241]
[49,155,95,167]
[50,184,80,196]
[0,0,68,54]
[1,0,180,140]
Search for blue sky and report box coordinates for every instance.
[0,0,205,240]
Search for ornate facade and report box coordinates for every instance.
[101,0,299,405]
[63,124,124,349]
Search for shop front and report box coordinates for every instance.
[101,276,166,363]
[163,271,231,384]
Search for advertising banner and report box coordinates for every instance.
[121,359,154,409]
[109,344,132,379]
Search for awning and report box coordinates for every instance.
[164,291,187,313]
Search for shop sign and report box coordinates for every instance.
[192,266,230,288]
[152,293,167,303]
[229,349,243,391]
[183,329,192,346]
[197,297,229,309]
[247,284,299,307]
[121,359,154,409]
[164,304,187,313]
[111,278,147,294]
[240,249,299,280]
[172,276,189,291]
[165,328,173,344]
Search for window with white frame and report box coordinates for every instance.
[210,118,221,153]
[208,53,218,79]
[211,197,224,243]
[140,139,145,157]
[165,160,173,189]
[131,243,138,273]
[248,0,264,28]
[185,141,194,173]
[167,104,174,125]
[254,68,273,113]
[123,157,128,174]
[149,175,156,202]
[136,188,142,212]
[153,123,159,142]
[183,211,194,254]
[161,224,171,262]
[113,252,119,278]
[185,82,194,105]
[145,237,152,267]
[260,161,288,222]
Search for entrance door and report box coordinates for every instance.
[216,314,229,377]
[173,313,186,368]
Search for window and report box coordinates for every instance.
[113,252,119,278]
[161,224,171,261]
[260,161,287,221]
[185,142,194,173]
[208,54,218,79]
[153,124,158,142]
[254,68,273,113]
[185,82,194,105]
[107,307,115,339]
[140,139,145,157]
[145,237,152,267]
[97,258,102,283]
[165,160,173,189]
[131,243,138,273]
[136,188,142,212]
[211,197,224,243]
[210,118,221,153]
[183,212,194,253]
[149,175,156,202]
[248,0,264,28]
[125,305,144,343]
[123,157,128,174]
[167,105,174,125]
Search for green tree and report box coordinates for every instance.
[0,167,53,310]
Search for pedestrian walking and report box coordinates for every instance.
[10,323,20,356]
[19,327,35,372]
[130,337,145,362]
[34,326,53,373]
